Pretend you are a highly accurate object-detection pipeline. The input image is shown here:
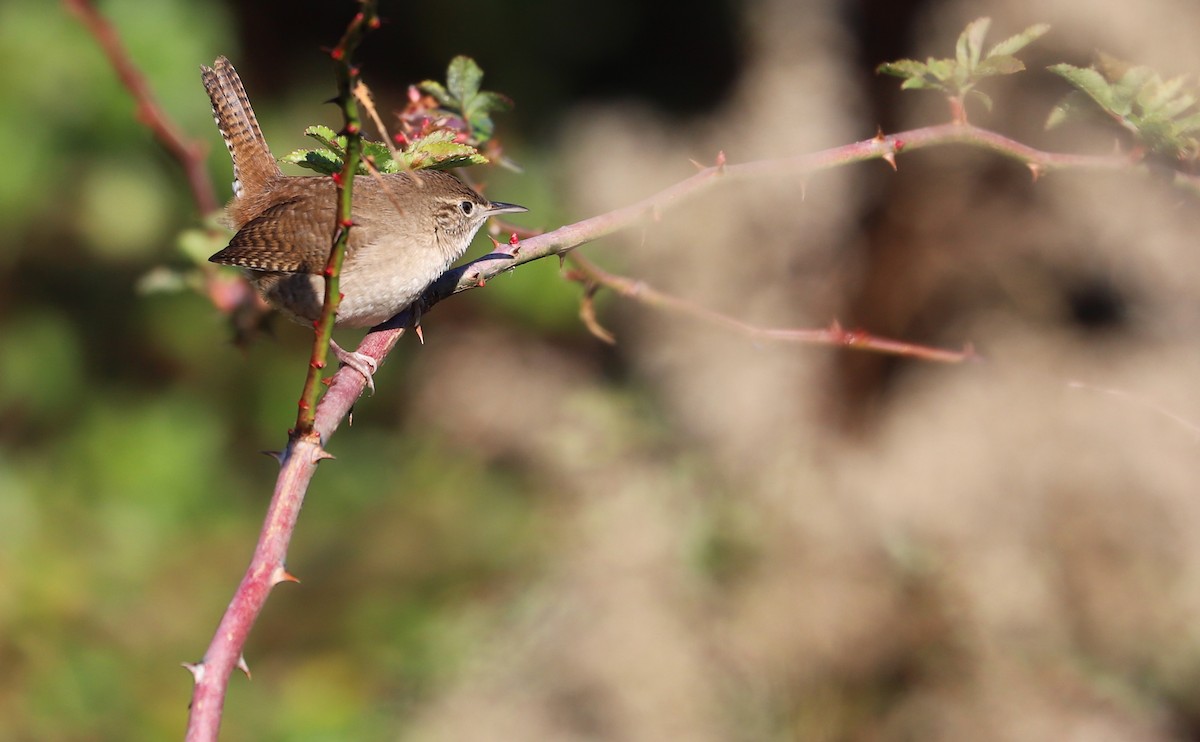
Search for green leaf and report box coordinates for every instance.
[926,58,955,83]
[957,17,991,71]
[975,55,1025,77]
[986,23,1050,58]
[303,124,344,154]
[1048,64,1116,111]
[879,17,1046,119]
[400,129,488,171]
[279,148,343,175]
[877,59,929,78]
[446,56,484,106]
[464,90,512,141]
[418,79,454,107]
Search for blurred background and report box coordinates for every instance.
[5,0,1200,739]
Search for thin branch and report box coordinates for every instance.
[295,6,380,435]
[563,254,976,364]
[183,5,379,741]
[296,119,1184,436]
[64,0,219,216]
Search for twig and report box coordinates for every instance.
[64,0,219,216]
[564,254,976,363]
[293,5,379,436]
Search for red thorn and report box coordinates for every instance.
[344,122,360,136]
[182,662,205,683]
[321,376,333,386]
[476,276,487,287]
[323,267,334,277]
[508,232,520,246]
[311,359,326,370]
[271,566,301,586]
[236,654,251,679]
[331,172,344,186]
[893,138,905,153]
[330,48,345,62]
[340,218,355,228]
[414,324,425,345]
[394,131,410,148]
[297,399,310,411]
[882,152,897,171]
[338,292,345,301]
[1027,163,1042,182]
[368,15,382,30]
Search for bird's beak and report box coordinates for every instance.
[486,201,528,216]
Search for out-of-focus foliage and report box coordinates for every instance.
[0,0,566,738]
[877,17,1049,114]
[1048,54,1200,162]
[10,1,1200,741]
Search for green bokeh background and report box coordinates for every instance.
[18,2,1197,740]
[1,0,699,737]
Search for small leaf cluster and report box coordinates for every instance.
[877,17,1049,117]
[281,56,508,176]
[1048,54,1200,162]
[281,124,487,175]
[418,56,512,145]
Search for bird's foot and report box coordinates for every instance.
[330,340,377,394]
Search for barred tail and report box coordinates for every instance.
[200,56,280,199]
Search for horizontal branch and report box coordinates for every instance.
[313,119,1184,414]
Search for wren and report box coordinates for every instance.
[200,56,525,389]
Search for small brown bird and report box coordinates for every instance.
[200,56,525,389]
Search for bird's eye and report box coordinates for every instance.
[459,200,474,215]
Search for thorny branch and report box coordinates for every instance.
[71,4,1199,737]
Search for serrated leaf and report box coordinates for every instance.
[401,129,489,171]
[926,58,956,82]
[986,23,1050,58]
[280,148,343,175]
[899,76,936,90]
[464,91,513,141]
[975,55,1025,77]
[418,80,454,107]
[957,17,991,70]
[1049,64,1116,112]
[876,59,929,78]
[446,56,483,106]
